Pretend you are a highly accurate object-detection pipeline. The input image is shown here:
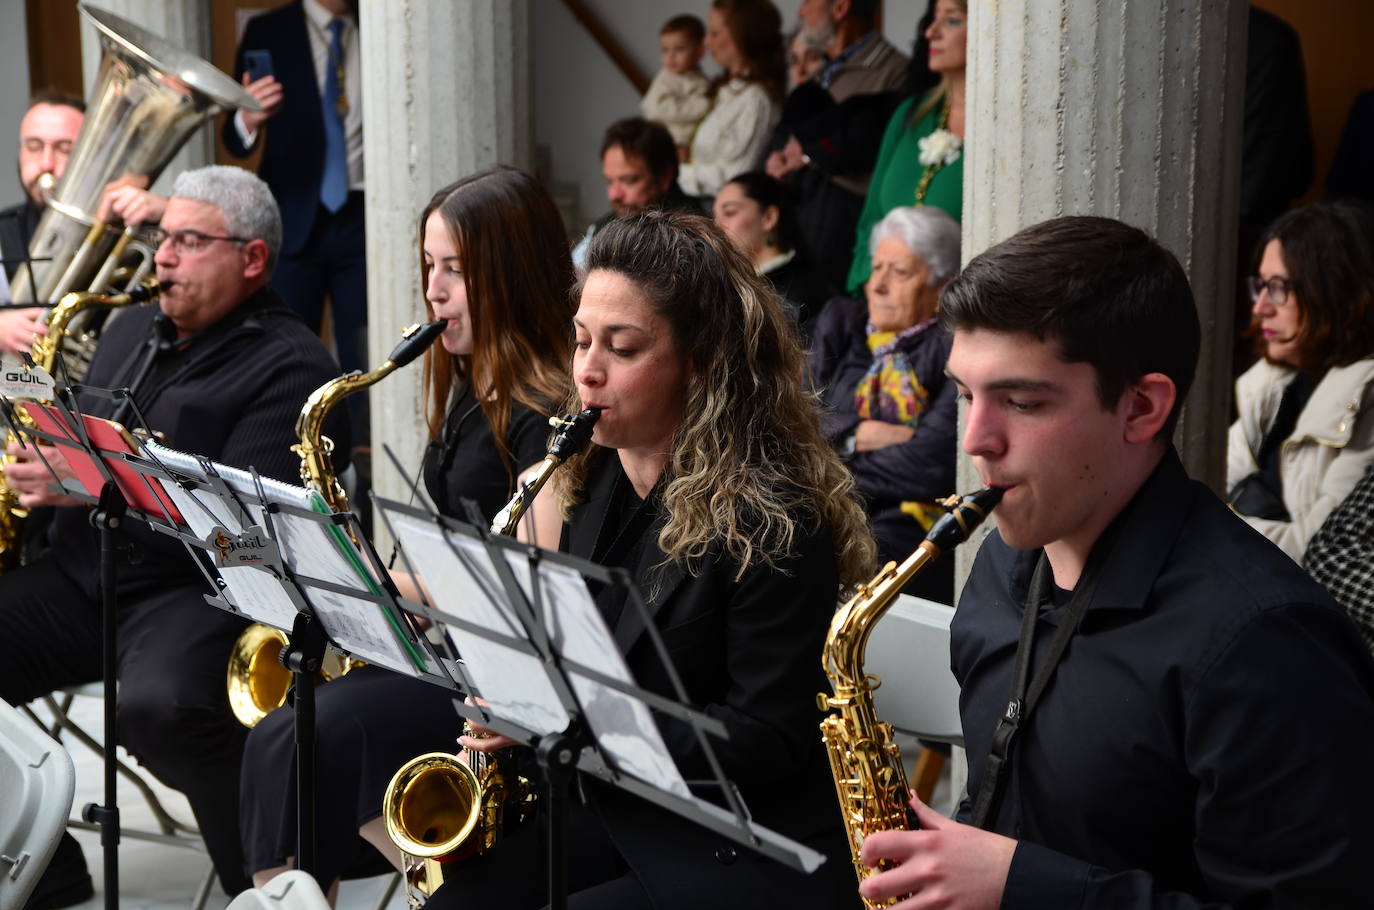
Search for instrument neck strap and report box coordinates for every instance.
[969,531,1116,830]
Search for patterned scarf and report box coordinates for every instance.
[852,316,944,530]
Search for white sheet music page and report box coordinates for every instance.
[145,443,426,675]
[390,512,571,736]
[500,550,690,799]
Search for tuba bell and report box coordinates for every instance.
[8,4,260,376]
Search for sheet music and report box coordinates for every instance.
[390,512,571,735]
[145,442,427,675]
[157,472,301,630]
[501,552,690,798]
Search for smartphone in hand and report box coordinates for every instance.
[243,49,274,82]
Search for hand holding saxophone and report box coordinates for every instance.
[0,309,47,357]
[3,440,81,508]
[857,794,1014,910]
[457,699,517,755]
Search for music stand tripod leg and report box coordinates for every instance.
[281,610,328,879]
[82,481,127,910]
[536,727,583,910]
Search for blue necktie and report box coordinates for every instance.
[319,18,348,213]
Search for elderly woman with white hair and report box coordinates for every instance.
[809,205,961,602]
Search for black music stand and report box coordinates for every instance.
[4,385,181,910]
[119,442,455,878]
[374,492,827,910]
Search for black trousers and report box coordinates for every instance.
[0,555,253,894]
[240,665,466,890]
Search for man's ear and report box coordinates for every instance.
[241,238,270,281]
[832,0,852,24]
[1122,372,1176,445]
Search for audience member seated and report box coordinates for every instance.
[786,26,826,90]
[846,0,965,294]
[677,0,785,199]
[1227,199,1374,562]
[766,0,909,288]
[572,117,697,274]
[1306,461,1374,655]
[809,206,960,603]
[713,171,832,336]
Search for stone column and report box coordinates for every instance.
[955,0,1247,532]
[361,0,531,535]
[79,0,215,193]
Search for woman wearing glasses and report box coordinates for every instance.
[1226,199,1374,561]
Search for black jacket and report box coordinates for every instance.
[221,1,331,256]
[955,449,1374,908]
[563,451,857,910]
[808,297,956,591]
[0,200,39,284]
[49,287,349,596]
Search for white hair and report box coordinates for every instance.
[869,206,961,283]
[170,165,282,273]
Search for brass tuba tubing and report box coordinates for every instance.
[819,487,1002,909]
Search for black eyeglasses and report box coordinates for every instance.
[147,228,247,256]
[1248,275,1293,306]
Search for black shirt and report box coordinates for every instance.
[954,449,1374,908]
[421,384,551,522]
[48,288,349,597]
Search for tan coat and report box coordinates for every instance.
[1227,356,1374,561]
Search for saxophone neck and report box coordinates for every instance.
[488,407,601,537]
[32,283,160,373]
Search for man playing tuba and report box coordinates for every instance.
[0,165,348,905]
[0,90,84,356]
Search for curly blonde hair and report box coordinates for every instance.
[561,210,875,591]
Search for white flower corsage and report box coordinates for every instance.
[918,128,962,167]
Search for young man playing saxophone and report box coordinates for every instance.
[0,165,348,903]
[858,216,1374,909]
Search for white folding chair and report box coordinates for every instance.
[866,594,964,805]
[0,696,76,910]
[22,683,217,909]
[226,870,332,910]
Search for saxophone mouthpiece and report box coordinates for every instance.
[546,407,601,462]
[925,486,1004,552]
[386,318,447,368]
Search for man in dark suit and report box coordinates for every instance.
[0,90,85,355]
[222,0,365,381]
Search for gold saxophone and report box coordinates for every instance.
[225,319,448,728]
[818,487,1002,909]
[0,278,159,570]
[383,406,600,903]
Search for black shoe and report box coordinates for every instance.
[23,831,94,910]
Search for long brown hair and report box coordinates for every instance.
[711,0,787,103]
[563,210,875,591]
[419,166,574,481]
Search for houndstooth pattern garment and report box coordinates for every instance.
[1306,461,1374,654]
